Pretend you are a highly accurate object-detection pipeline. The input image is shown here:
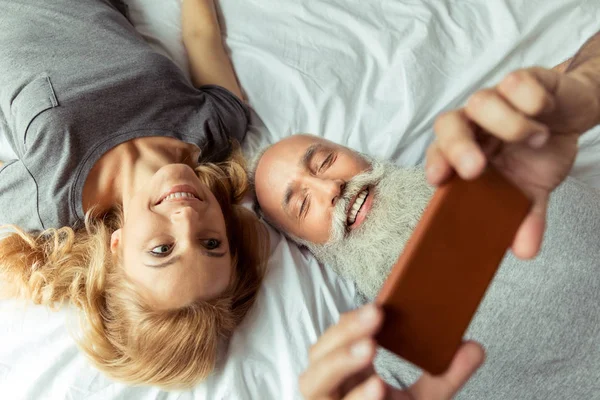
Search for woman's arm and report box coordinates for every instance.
[181,0,244,100]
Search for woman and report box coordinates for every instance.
[0,0,268,388]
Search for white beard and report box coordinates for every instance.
[298,159,434,300]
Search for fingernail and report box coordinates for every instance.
[351,340,371,359]
[360,304,378,323]
[365,378,383,399]
[459,153,480,178]
[528,130,550,148]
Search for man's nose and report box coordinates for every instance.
[309,177,346,205]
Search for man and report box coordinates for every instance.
[251,32,600,399]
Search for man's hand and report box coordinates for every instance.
[426,66,600,259]
[299,305,484,400]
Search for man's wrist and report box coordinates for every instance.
[568,65,600,129]
[552,58,572,73]
[569,60,600,90]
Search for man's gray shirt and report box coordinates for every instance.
[372,178,600,399]
[0,0,249,232]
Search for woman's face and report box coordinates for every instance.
[111,164,233,309]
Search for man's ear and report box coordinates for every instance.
[110,229,122,255]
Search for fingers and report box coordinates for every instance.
[425,140,453,185]
[463,67,562,148]
[511,195,548,259]
[343,375,387,400]
[409,341,485,400]
[300,305,384,399]
[497,68,557,116]
[428,67,564,188]
[299,339,377,398]
[465,88,550,148]
[431,110,487,180]
[309,305,383,363]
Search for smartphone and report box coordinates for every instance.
[375,166,531,375]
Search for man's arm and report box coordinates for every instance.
[566,31,600,94]
[181,0,244,100]
[552,58,572,73]
[565,31,600,130]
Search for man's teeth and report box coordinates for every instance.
[161,192,197,203]
[347,189,369,225]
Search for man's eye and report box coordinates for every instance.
[150,244,173,257]
[299,195,310,219]
[202,239,221,250]
[318,154,334,173]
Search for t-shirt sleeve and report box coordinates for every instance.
[0,160,44,231]
[199,85,250,162]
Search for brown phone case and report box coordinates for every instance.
[375,166,531,375]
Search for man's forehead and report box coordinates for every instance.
[255,136,330,211]
[269,135,332,158]
[257,141,304,193]
[259,135,327,178]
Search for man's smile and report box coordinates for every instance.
[346,186,374,230]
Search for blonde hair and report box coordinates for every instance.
[0,146,269,388]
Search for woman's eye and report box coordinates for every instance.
[150,244,173,257]
[202,239,221,250]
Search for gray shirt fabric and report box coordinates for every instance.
[0,0,249,232]
[372,178,600,399]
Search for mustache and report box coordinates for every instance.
[329,159,385,242]
[306,162,433,300]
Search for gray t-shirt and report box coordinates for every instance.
[0,0,249,232]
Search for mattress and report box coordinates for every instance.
[1,0,600,399]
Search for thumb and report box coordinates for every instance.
[511,193,549,259]
[405,341,485,400]
[525,67,561,97]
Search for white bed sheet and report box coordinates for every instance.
[1,1,600,399]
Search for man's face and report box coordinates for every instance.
[254,134,434,299]
[254,134,372,243]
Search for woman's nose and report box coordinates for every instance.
[170,206,200,224]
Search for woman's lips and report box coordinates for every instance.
[155,184,201,205]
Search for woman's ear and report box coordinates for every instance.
[110,229,122,255]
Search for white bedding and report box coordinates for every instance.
[1,1,600,399]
